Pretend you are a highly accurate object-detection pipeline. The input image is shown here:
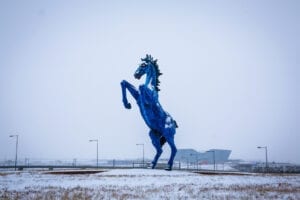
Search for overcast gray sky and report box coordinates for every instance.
[0,0,299,163]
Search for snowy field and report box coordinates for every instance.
[0,169,299,199]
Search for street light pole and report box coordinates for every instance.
[89,139,99,168]
[196,154,199,171]
[136,143,144,168]
[9,134,19,171]
[207,150,215,171]
[257,146,268,172]
[190,153,199,171]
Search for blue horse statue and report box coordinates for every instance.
[121,54,178,170]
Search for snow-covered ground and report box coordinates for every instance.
[1,169,299,199]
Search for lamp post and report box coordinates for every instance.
[9,134,19,171]
[89,139,98,168]
[257,146,268,172]
[190,153,199,171]
[207,150,215,171]
[73,158,77,167]
[136,143,144,168]
[25,158,29,167]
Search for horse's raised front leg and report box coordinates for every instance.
[149,130,164,169]
[120,80,139,109]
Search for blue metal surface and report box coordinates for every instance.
[121,55,178,170]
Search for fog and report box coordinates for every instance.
[0,1,299,163]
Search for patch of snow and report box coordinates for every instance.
[1,169,299,199]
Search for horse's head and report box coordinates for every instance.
[134,54,153,80]
[134,54,162,91]
[134,62,148,80]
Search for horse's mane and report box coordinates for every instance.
[142,54,163,92]
[152,59,162,91]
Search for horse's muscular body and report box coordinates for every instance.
[120,55,177,170]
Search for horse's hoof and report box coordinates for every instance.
[165,165,172,171]
[151,162,156,169]
[124,103,132,109]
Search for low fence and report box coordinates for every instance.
[0,163,177,171]
[1,160,299,173]
[231,163,300,173]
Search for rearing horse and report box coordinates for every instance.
[121,54,178,170]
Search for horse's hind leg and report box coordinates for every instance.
[149,130,163,169]
[165,129,177,171]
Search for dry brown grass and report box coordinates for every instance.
[45,170,106,175]
[1,172,299,200]
[1,182,299,200]
[0,172,19,177]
